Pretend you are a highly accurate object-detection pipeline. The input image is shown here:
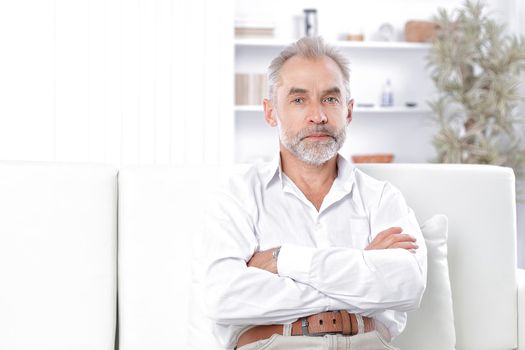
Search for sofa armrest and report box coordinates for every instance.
[519,268,525,350]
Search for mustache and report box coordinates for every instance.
[298,125,337,141]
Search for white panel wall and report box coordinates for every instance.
[0,1,56,161]
[0,0,234,166]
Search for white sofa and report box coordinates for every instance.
[1,161,524,350]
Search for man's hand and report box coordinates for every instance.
[247,247,279,274]
[365,227,418,253]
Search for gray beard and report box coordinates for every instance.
[279,124,346,166]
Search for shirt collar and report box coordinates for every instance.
[334,153,356,194]
[261,154,282,189]
[262,153,356,193]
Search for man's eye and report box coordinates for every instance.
[292,98,304,104]
[324,97,339,104]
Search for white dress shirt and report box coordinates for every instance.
[203,154,427,349]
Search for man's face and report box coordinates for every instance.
[264,55,353,166]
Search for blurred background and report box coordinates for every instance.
[0,0,524,265]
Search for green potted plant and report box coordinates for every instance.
[428,0,525,179]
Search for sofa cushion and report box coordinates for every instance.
[357,163,517,350]
[118,165,247,350]
[392,214,455,350]
[0,162,117,350]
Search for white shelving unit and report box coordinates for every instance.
[234,38,437,163]
[234,104,431,114]
[235,38,432,50]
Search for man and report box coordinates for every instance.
[203,37,427,350]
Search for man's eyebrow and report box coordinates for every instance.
[288,87,309,95]
[322,87,342,95]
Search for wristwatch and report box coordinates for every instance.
[272,246,281,260]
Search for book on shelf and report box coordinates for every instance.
[235,19,274,39]
[235,27,274,38]
[235,73,268,106]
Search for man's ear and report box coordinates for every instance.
[346,98,354,125]
[264,98,278,127]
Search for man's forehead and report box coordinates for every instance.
[286,86,342,95]
[277,55,345,90]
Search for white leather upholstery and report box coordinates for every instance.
[6,161,517,349]
[392,214,455,350]
[518,268,525,350]
[118,162,521,350]
[118,165,245,350]
[0,161,117,350]
[358,164,517,350]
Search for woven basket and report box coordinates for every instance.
[405,20,439,42]
[351,154,394,163]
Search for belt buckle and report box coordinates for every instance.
[301,316,338,337]
[301,318,312,336]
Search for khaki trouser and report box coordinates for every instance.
[237,331,399,350]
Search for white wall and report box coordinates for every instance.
[0,0,234,166]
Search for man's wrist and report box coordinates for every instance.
[272,246,281,260]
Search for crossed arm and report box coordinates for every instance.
[248,227,419,274]
[205,196,426,328]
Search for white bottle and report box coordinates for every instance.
[381,79,393,107]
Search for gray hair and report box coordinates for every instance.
[267,36,351,101]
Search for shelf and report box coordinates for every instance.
[354,106,431,114]
[235,105,265,112]
[235,38,432,50]
[234,105,431,114]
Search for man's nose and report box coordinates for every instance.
[308,103,328,124]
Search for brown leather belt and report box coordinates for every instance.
[236,311,376,348]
